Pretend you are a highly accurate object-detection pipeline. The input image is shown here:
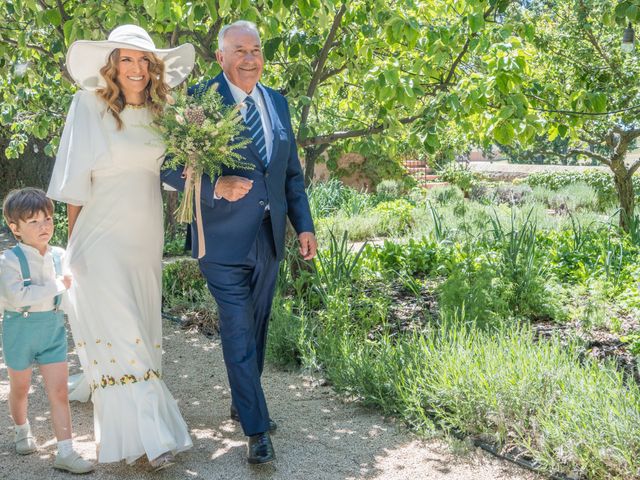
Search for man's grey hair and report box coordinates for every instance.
[217,21,261,52]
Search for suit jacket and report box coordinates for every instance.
[161,73,314,264]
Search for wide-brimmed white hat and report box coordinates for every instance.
[66,24,195,91]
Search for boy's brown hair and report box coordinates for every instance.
[2,188,54,238]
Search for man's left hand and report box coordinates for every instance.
[298,232,317,260]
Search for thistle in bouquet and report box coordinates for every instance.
[157,84,253,223]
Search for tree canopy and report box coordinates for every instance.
[1,0,639,197]
[1,0,527,181]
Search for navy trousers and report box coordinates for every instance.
[199,215,279,436]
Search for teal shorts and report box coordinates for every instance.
[2,310,68,371]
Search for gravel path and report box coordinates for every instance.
[0,318,544,480]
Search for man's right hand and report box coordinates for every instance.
[214,176,254,202]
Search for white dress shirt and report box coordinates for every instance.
[0,243,68,312]
[223,73,273,161]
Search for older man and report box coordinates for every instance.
[162,20,316,464]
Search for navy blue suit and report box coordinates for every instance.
[161,73,314,436]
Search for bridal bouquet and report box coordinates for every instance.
[157,84,252,224]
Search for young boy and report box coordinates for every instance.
[0,188,94,474]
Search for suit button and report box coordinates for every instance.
[259,200,265,206]
[265,173,270,178]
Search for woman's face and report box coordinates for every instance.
[116,48,151,103]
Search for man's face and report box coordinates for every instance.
[216,27,264,94]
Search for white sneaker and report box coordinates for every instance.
[14,426,36,455]
[53,451,95,474]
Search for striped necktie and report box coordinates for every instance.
[244,96,268,166]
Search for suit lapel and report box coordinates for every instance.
[214,74,235,107]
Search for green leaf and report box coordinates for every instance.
[298,0,314,18]
[143,0,156,17]
[204,0,218,21]
[44,9,62,26]
[498,105,515,120]
[288,42,300,57]
[298,124,310,140]
[426,133,439,147]
[615,2,629,19]
[627,5,640,22]
[469,13,485,33]
[558,124,568,137]
[63,19,75,44]
[494,122,515,144]
[263,37,282,61]
[219,0,232,16]
[591,93,607,113]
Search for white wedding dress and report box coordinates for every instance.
[48,91,192,464]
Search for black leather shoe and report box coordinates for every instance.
[247,432,275,464]
[230,406,277,432]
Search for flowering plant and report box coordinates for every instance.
[156,84,252,223]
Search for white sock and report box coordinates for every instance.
[15,420,30,435]
[57,438,73,457]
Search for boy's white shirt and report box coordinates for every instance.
[0,242,68,312]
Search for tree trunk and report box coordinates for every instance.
[163,190,179,236]
[303,146,318,187]
[612,164,635,233]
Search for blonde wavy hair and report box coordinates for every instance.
[96,49,169,129]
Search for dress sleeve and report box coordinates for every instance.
[47,90,109,206]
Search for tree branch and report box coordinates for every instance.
[566,148,611,166]
[299,115,421,148]
[298,3,347,138]
[612,125,640,139]
[529,103,640,116]
[319,62,349,83]
[1,37,51,56]
[628,159,640,177]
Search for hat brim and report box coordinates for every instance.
[66,40,196,91]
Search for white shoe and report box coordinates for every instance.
[14,426,36,455]
[53,451,95,474]
[149,452,175,472]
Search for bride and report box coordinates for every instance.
[47,25,195,470]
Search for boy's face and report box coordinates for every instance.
[9,210,54,252]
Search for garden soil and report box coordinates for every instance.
[0,315,543,480]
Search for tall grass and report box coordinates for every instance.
[270,295,640,479]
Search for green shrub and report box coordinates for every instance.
[372,199,414,235]
[376,179,403,201]
[162,258,218,334]
[162,258,206,305]
[307,178,373,219]
[428,185,465,205]
[438,164,478,194]
[267,297,318,369]
[361,238,442,278]
[50,201,69,248]
[524,170,637,208]
[532,183,602,213]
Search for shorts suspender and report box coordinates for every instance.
[12,245,62,313]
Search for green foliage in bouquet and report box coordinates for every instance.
[156,85,253,222]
